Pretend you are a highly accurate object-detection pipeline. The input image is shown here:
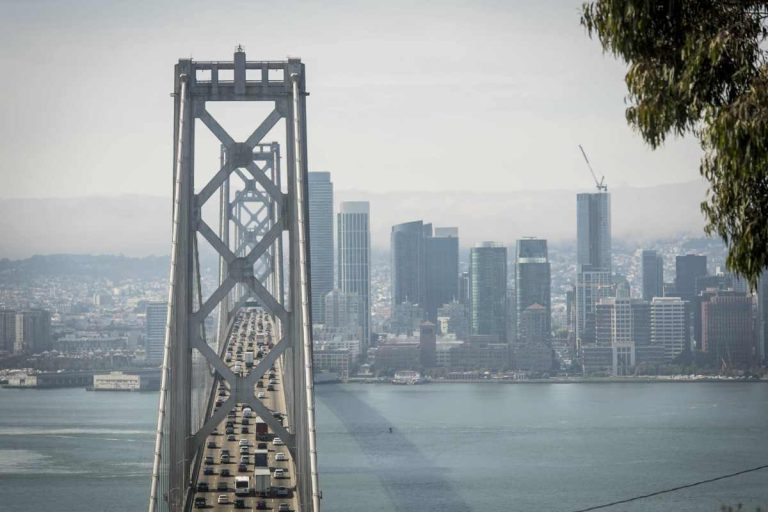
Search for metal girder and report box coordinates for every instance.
[148,49,318,512]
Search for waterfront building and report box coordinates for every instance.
[595,297,651,348]
[14,309,51,354]
[419,322,437,368]
[391,220,430,310]
[675,254,707,303]
[338,201,371,358]
[701,291,755,369]
[0,309,16,353]
[436,300,469,340]
[323,289,361,340]
[308,172,334,323]
[425,227,460,321]
[575,270,614,348]
[650,297,690,361]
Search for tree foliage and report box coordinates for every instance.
[581,0,768,287]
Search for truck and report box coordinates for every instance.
[253,467,271,497]
[255,420,268,438]
[234,475,250,496]
[244,351,254,368]
[253,449,268,467]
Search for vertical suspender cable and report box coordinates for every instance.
[148,74,187,512]
[290,72,321,512]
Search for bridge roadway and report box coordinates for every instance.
[192,308,299,511]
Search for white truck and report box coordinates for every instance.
[244,351,254,367]
[253,467,271,496]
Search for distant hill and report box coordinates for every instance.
[0,254,169,282]
[0,180,709,257]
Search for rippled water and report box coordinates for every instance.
[1,383,767,512]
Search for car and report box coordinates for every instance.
[242,418,250,425]
[226,427,235,435]
[275,452,286,461]
[256,500,267,510]
[227,434,236,442]
[203,467,214,476]
[272,411,282,418]
[240,446,249,454]
[241,427,249,434]
[212,428,219,435]
[197,482,209,492]
[238,463,248,473]
[256,381,264,388]
[217,495,228,505]
[217,481,228,492]
[194,496,206,508]
[273,437,284,446]
[234,498,247,509]
[278,504,290,512]
[240,454,250,463]
[268,378,277,385]
[239,439,249,446]
[220,454,230,463]
[220,468,231,477]
[207,441,216,449]
[204,456,214,465]
[273,468,285,478]
[274,487,289,498]
[267,385,275,391]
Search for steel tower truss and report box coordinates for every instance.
[149,49,319,512]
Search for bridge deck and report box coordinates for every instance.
[192,308,299,512]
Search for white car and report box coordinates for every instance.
[273,437,284,446]
[257,392,266,399]
[278,503,290,512]
[275,452,286,461]
[217,495,228,505]
[273,468,286,478]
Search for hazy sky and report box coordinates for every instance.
[0,0,704,199]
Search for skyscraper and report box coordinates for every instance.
[515,238,551,341]
[13,310,51,354]
[307,172,334,324]
[675,254,707,303]
[145,301,167,365]
[576,191,611,351]
[577,192,611,273]
[469,242,508,341]
[595,297,651,347]
[641,250,664,300]
[425,227,459,321]
[391,220,431,309]
[323,289,361,339]
[0,309,15,353]
[338,201,371,358]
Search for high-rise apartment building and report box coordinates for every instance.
[576,192,611,273]
[338,201,371,358]
[391,221,431,309]
[469,242,508,341]
[701,291,755,369]
[650,297,690,361]
[145,301,167,365]
[515,238,551,341]
[307,172,334,323]
[641,250,664,300]
[425,227,459,322]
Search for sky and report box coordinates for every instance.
[0,0,705,201]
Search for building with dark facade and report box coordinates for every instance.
[391,220,431,311]
[675,254,707,303]
[641,250,664,300]
[425,227,459,321]
[515,238,550,341]
[419,322,437,368]
[14,309,51,354]
[701,291,755,369]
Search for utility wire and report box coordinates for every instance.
[568,464,768,512]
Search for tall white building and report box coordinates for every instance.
[308,172,334,323]
[337,201,370,359]
[575,270,613,348]
[651,297,690,361]
[145,301,168,365]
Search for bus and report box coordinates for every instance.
[234,475,250,496]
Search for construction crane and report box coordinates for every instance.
[578,144,607,192]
